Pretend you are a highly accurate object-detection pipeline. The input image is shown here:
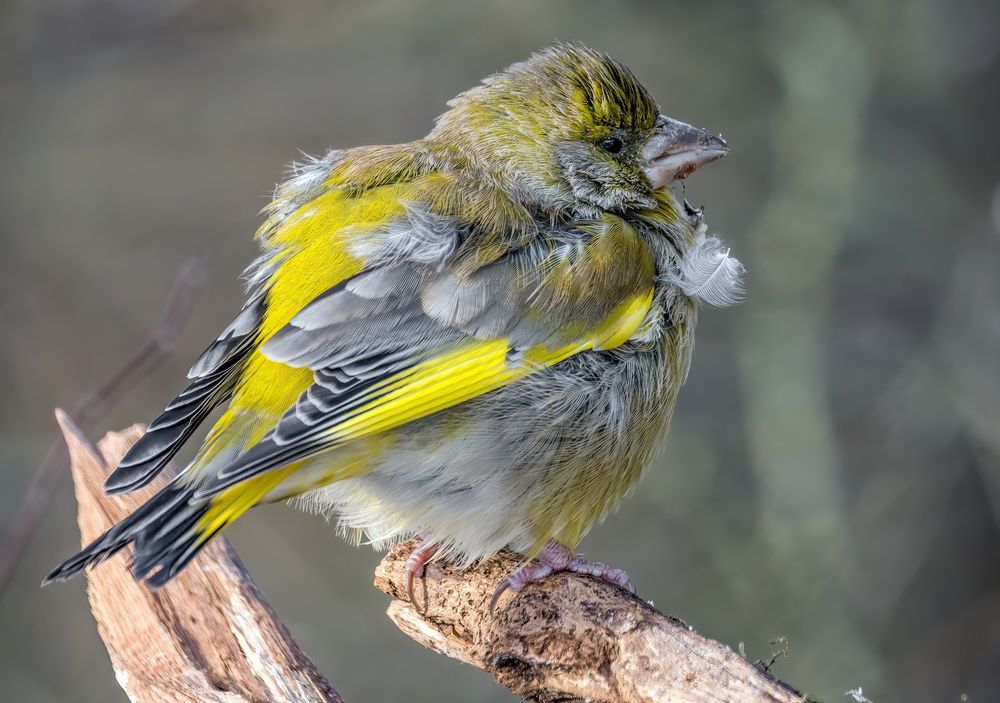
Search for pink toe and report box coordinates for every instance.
[567,556,635,592]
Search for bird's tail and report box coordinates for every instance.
[44,467,292,587]
[43,477,202,585]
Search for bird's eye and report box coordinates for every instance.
[598,136,624,154]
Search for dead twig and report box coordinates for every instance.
[54,413,342,703]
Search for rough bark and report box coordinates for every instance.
[56,411,342,703]
[375,541,809,703]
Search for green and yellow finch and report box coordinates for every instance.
[46,44,742,605]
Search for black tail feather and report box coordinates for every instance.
[132,501,215,584]
[42,480,208,586]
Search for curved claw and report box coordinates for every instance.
[488,578,512,616]
[488,560,555,616]
[404,541,438,613]
[406,568,419,608]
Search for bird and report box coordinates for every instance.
[45,43,743,608]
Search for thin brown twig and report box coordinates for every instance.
[0,258,205,598]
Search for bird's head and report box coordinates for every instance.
[429,43,728,216]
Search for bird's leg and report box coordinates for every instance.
[489,540,635,613]
[405,540,439,611]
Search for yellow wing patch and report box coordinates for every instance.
[324,289,653,446]
[196,467,296,539]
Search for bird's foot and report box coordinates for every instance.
[405,541,439,611]
[489,540,635,614]
[565,554,635,593]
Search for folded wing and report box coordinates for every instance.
[194,210,655,500]
[103,293,265,494]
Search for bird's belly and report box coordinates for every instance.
[292,346,678,563]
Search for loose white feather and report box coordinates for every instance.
[667,235,745,307]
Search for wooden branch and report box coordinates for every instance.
[375,541,809,703]
[56,412,342,703]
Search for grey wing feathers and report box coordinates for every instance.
[191,264,465,499]
[188,208,624,502]
[186,293,264,377]
[102,294,265,495]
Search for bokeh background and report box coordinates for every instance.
[2,1,999,701]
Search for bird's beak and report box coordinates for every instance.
[642,115,729,189]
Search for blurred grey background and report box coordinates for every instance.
[2,1,999,701]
